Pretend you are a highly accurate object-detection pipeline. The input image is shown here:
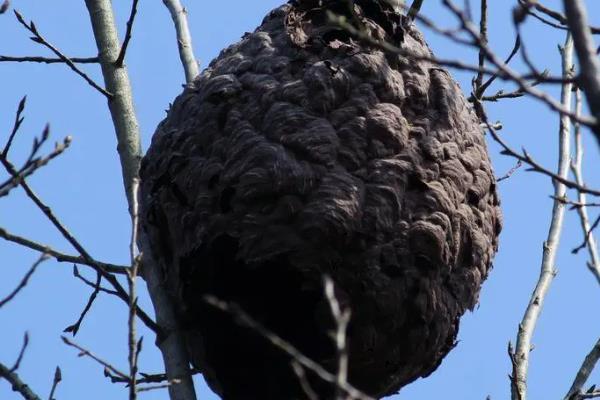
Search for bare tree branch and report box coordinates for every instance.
[0,135,71,199]
[10,332,29,372]
[106,369,201,385]
[0,55,98,64]
[0,254,47,308]
[162,0,199,83]
[517,0,600,35]
[82,1,141,208]
[205,295,373,400]
[127,178,141,400]
[330,8,596,129]
[63,272,102,335]
[563,0,600,141]
[2,96,26,158]
[291,362,320,400]
[13,11,111,98]
[0,155,159,330]
[0,227,128,275]
[0,0,9,14]
[442,0,597,129]
[73,265,119,295]
[474,0,487,90]
[324,276,351,400]
[566,338,600,399]
[511,32,574,400]
[569,89,600,284]
[83,1,196,399]
[61,336,129,379]
[115,0,140,68]
[0,362,41,400]
[47,366,61,400]
[406,0,425,22]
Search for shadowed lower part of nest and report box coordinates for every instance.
[140,1,502,399]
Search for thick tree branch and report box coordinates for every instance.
[563,0,600,141]
[0,362,41,400]
[566,337,600,399]
[82,1,141,209]
[511,33,574,400]
[83,1,196,399]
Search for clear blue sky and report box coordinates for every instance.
[1,1,600,399]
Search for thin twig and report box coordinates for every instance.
[106,369,201,385]
[2,96,27,158]
[10,332,29,372]
[137,381,181,393]
[442,0,597,129]
[61,336,128,379]
[13,10,112,98]
[0,0,9,14]
[576,391,600,400]
[330,10,595,128]
[406,0,425,22]
[73,265,119,295]
[291,362,319,400]
[0,135,72,199]
[0,254,48,308]
[115,0,140,67]
[0,155,158,332]
[0,227,128,275]
[0,55,98,63]
[481,119,600,197]
[571,214,600,256]
[474,0,487,92]
[497,160,523,182]
[205,295,373,400]
[472,34,521,100]
[47,367,61,400]
[324,276,351,400]
[517,0,600,35]
[63,272,102,335]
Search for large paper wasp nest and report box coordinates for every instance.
[140,1,502,398]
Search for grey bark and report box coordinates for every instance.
[83,1,196,399]
[512,33,573,400]
[162,0,199,84]
[563,0,600,139]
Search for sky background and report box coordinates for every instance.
[1,1,600,399]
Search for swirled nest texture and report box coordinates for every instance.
[140,1,502,399]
